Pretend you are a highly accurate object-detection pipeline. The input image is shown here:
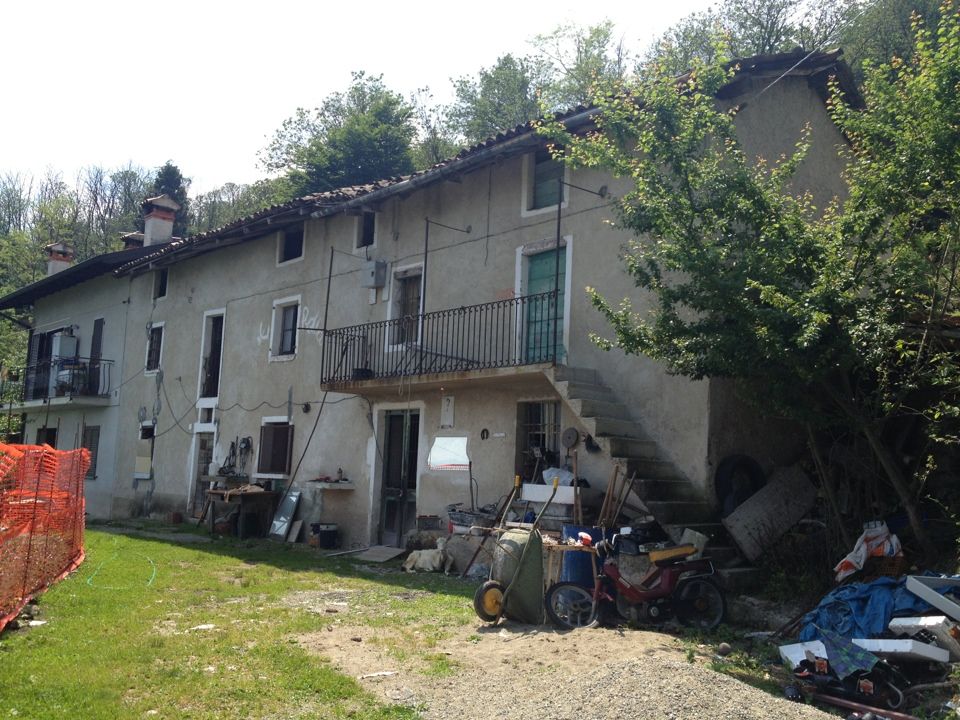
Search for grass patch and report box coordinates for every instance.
[0,527,475,719]
[680,626,792,699]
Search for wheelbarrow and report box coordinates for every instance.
[473,477,559,624]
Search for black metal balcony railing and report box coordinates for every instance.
[320,291,562,384]
[1,358,114,404]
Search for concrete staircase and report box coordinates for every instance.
[546,365,762,592]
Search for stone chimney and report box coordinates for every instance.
[45,241,75,276]
[141,194,181,246]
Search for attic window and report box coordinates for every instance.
[153,269,168,299]
[279,224,304,264]
[145,324,164,372]
[356,212,376,249]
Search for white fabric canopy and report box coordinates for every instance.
[427,436,470,471]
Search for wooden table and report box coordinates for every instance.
[206,488,279,539]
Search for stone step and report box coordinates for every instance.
[552,366,599,384]
[643,500,716,525]
[582,416,645,439]
[606,436,658,459]
[702,545,742,566]
[554,380,616,402]
[663,522,730,545]
[565,397,632,421]
[717,567,765,594]
[617,457,675,479]
[635,477,701,502]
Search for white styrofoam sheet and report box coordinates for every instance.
[779,637,949,669]
[905,575,960,622]
[889,615,960,661]
[521,483,575,505]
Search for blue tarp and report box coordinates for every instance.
[799,575,960,641]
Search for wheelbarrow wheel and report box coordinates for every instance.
[544,582,598,629]
[474,580,506,622]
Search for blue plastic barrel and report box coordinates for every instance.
[559,525,605,586]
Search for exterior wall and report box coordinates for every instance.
[22,274,131,518]
[30,73,849,542]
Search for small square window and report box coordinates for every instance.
[146,325,163,371]
[153,269,168,299]
[356,212,376,249]
[279,224,304,264]
[531,149,564,210]
[258,422,293,474]
[271,300,299,358]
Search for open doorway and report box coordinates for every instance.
[379,409,419,547]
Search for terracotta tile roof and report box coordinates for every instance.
[107,49,854,276]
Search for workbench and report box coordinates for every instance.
[206,487,279,539]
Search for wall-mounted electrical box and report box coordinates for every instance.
[360,260,387,288]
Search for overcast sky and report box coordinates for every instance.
[2,0,713,193]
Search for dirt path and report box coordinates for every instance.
[298,617,835,719]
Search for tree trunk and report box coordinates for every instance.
[820,380,936,560]
[860,421,936,559]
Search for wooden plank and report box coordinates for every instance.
[286,519,303,543]
[353,545,406,562]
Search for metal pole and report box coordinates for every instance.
[320,245,334,382]
[420,219,430,376]
[552,177,563,365]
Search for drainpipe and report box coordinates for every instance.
[552,177,563,366]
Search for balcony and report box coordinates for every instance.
[1,357,114,409]
[320,292,562,390]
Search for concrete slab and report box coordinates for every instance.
[721,465,817,563]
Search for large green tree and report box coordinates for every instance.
[141,161,191,238]
[544,6,960,556]
[261,72,416,198]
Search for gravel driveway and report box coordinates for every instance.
[300,622,836,719]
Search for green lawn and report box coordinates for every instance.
[0,526,476,719]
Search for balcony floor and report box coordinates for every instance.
[320,362,555,396]
[8,395,112,412]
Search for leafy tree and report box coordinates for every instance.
[647,0,858,75]
[261,72,416,197]
[410,88,461,170]
[189,178,288,234]
[531,20,633,108]
[543,7,960,556]
[448,54,547,144]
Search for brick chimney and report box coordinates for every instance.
[45,241,75,276]
[142,194,181,246]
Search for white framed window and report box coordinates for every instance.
[269,295,300,361]
[355,211,377,251]
[82,425,100,481]
[197,309,225,401]
[521,149,569,217]
[388,264,423,347]
[277,224,305,266]
[257,416,293,476]
[145,322,164,373]
[153,269,168,300]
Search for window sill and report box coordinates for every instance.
[254,472,289,480]
[145,369,160,376]
[521,199,568,219]
[276,255,304,268]
[268,353,297,363]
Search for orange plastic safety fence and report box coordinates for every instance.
[0,443,88,631]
